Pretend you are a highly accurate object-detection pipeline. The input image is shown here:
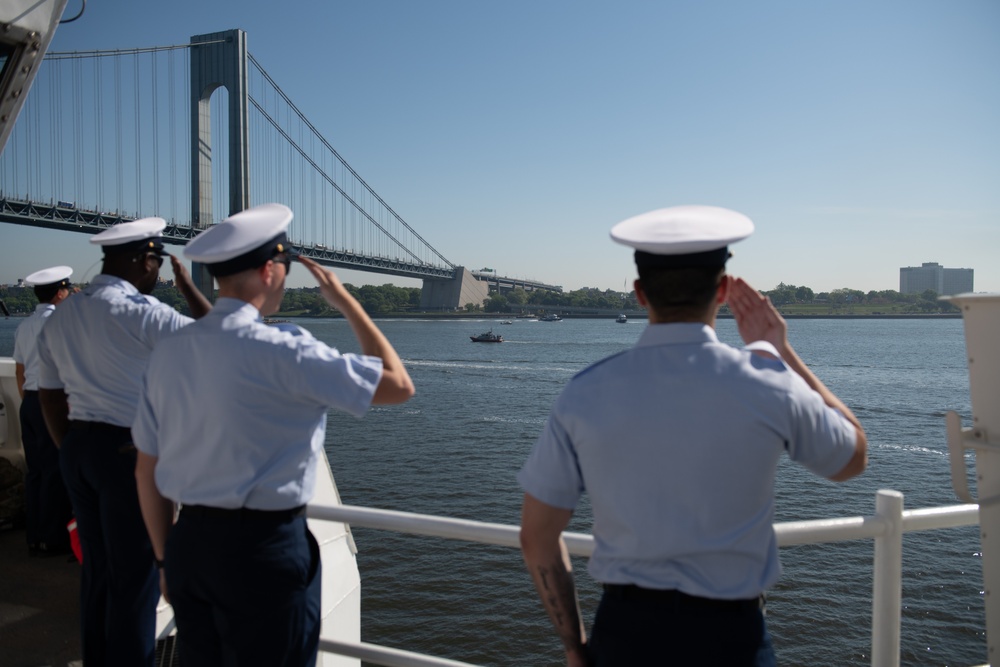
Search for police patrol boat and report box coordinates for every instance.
[470,329,504,343]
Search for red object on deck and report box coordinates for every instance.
[67,519,82,563]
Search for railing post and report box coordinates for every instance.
[871,489,904,667]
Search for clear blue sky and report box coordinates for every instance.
[2,0,998,294]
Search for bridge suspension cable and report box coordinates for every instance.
[1,37,458,280]
[247,55,454,269]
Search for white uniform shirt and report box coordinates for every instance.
[132,298,383,510]
[518,323,857,599]
[12,303,56,391]
[36,274,193,426]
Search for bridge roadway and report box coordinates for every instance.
[0,198,562,292]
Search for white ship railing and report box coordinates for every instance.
[305,490,985,667]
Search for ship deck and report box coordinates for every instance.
[0,525,81,667]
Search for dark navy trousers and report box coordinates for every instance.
[165,510,322,667]
[59,422,158,667]
[19,391,72,548]
[588,586,776,666]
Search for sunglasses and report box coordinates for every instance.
[135,251,165,266]
[273,253,292,274]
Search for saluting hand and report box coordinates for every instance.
[169,254,191,286]
[298,255,350,311]
[168,254,212,317]
[726,276,788,354]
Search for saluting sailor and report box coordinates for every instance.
[518,206,868,666]
[36,218,211,667]
[133,203,414,667]
[13,265,75,557]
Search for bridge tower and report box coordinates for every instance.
[189,29,251,297]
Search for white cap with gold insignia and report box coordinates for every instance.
[25,265,73,287]
[184,203,296,277]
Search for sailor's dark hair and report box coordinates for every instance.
[206,232,297,277]
[637,264,725,319]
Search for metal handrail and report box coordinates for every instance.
[306,491,982,667]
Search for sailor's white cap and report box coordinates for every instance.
[90,218,167,253]
[611,205,753,268]
[184,203,295,277]
[25,265,73,287]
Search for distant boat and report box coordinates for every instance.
[540,313,562,322]
[616,314,628,323]
[499,320,513,325]
[470,329,503,343]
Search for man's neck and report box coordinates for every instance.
[648,310,716,328]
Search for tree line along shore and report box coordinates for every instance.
[1,281,961,318]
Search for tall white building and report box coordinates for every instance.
[899,262,974,296]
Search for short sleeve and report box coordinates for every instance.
[132,373,160,457]
[785,376,858,478]
[140,299,194,347]
[517,408,584,510]
[11,324,27,365]
[36,328,64,390]
[278,337,383,419]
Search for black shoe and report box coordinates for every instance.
[28,542,40,557]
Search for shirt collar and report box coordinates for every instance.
[34,303,56,314]
[636,322,719,348]
[212,297,263,322]
[91,273,141,296]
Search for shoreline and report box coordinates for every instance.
[270,311,963,320]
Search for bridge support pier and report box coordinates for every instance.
[189,29,251,298]
[420,267,488,311]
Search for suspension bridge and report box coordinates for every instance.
[0,29,561,309]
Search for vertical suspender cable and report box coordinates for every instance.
[73,58,82,206]
[183,48,191,224]
[53,62,62,201]
[45,63,59,203]
[18,70,29,197]
[152,51,160,216]
[134,52,142,216]
[30,73,41,197]
[95,57,104,211]
[115,55,122,213]
[9,86,18,197]
[168,50,176,223]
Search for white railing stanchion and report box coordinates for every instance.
[871,489,904,667]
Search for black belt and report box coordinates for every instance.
[23,389,38,396]
[181,505,306,521]
[602,584,762,611]
[68,419,131,434]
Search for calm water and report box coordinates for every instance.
[0,315,985,665]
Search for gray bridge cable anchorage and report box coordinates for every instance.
[247,54,455,269]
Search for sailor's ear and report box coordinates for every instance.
[634,279,647,307]
[716,273,730,305]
